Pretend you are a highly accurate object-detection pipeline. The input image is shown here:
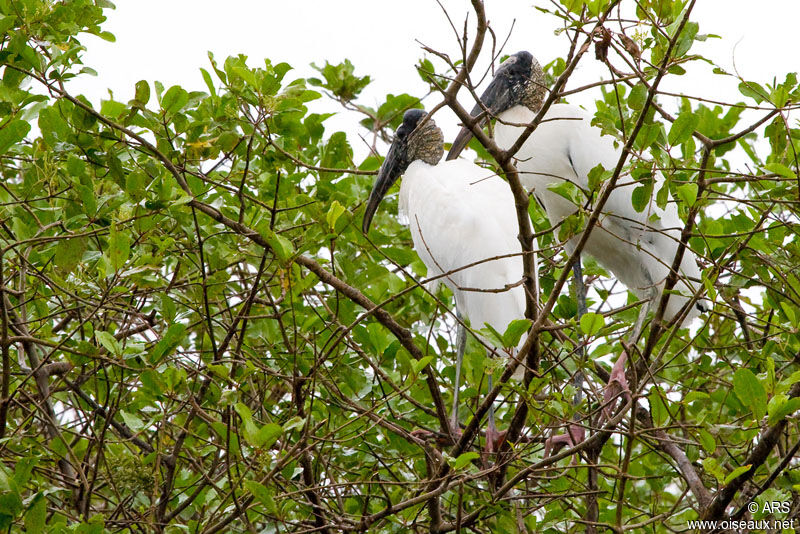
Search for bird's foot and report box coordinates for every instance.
[601,351,632,420]
[543,423,585,459]
[410,428,459,447]
[449,424,463,445]
[481,427,508,467]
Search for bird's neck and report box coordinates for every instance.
[496,105,537,149]
[398,160,433,223]
[500,105,537,124]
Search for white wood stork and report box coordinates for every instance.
[363,109,529,452]
[447,51,708,441]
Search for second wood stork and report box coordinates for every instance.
[448,51,708,329]
[363,109,529,452]
[447,51,708,439]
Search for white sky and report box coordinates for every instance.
[69,1,800,159]
[61,1,792,327]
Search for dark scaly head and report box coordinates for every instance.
[362,109,444,233]
[447,51,546,159]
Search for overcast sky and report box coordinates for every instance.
[69,1,800,159]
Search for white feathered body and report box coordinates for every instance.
[495,104,704,322]
[398,159,527,351]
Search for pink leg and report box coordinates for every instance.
[480,346,525,466]
[410,428,460,447]
[601,351,632,420]
[543,422,586,458]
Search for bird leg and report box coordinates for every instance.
[630,293,651,344]
[598,291,653,424]
[412,311,467,446]
[571,260,587,407]
[544,259,588,457]
[543,421,586,458]
[449,311,466,442]
[600,349,631,420]
[573,258,588,320]
[482,373,508,465]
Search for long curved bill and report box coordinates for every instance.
[362,141,405,233]
[446,71,517,161]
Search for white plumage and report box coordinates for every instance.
[399,158,526,343]
[497,103,704,322]
[363,109,529,444]
[449,52,706,325]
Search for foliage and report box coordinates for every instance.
[0,0,799,532]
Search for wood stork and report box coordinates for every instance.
[362,109,529,452]
[447,51,708,438]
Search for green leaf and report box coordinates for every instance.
[320,132,353,180]
[0,14,15,36]
[416,58,437,90]
[365,323,392,354]
[54,237,87,273]
[627,83,647,110]
[698,429,715,454]
[648,387,669,426]
[683,391,710,404]
[234,402,253,423]
[120,410,145,432]
[134,80,150,105]
[24,493,46,534]
[148,324,187,363]
[559,0,583,14]
[107,227,131,271]
[125,170,149,201]
[283,416,306,432]
[173,192,193,206]
[161,85,189,114]
[309,59,370,100]
[13,456,37,487]
[579,312,604,336]
[780,301,797,326]
[586,164,608,192]
[502,319,531,348]
[767,395,800,425]
[765,162,796,179]
[200,67,217,96]
[548,180,581,205]
[453,451,479,470]
[668,112,699,145]
[95,330,122,357]
[38,107,71,145]
[480,323,505,349]
[676,183,699,206]
[733,368,767,421]
[411,356,434,375]
[207,364,229,380]
[237,409,282,448]
[100,99,126,118]
[244,480,277,514]
[75,516,105,534]
[326,200,346,231]
[631,183,652,213]
[558,212,584,242]
[251,423,282,449]
[0,120,31,154]
[723,464,752,485]
[264,230,295,262]
[738,81,767,103]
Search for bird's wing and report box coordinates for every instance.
[560,105,706,319]
[403,160,527,335]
